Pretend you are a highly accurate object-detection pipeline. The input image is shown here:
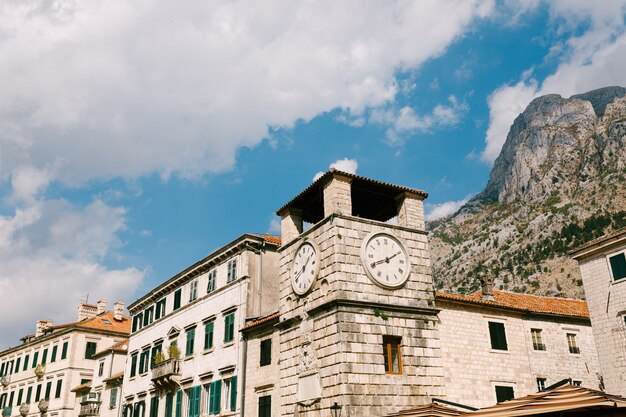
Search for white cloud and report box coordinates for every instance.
[313,157,359,181]
[482,1,626,163]
[0,0,494,185]
[268,217,281,235]
[380,96,469,145]
[0,177,144,348]
[425,196,470,221]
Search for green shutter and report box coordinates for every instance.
[186,329,195,356]
[230,376,237,412]
[42,349,48,365]
[175,390,182,417]
[164,393,173,417]
[189,386,200,417]
[204,322,214,350]
[51,346,57,363]
[61,342,68,360]
[45,381,51,399]
[209,380,221,414]
[32,352,39,368]
[110,388,118,409]
[55,380,62,398]
[610,253,626,280]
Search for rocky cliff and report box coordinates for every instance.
[430,86,626,298]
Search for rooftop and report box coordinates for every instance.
[436,290,589,319]
[384,402,467,417]
[93,338,129,359]
[275,168,428,223]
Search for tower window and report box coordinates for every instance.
[382,336,402,374]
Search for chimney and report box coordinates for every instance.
[77,302,98,321]
[96,300,107,315]
[113,301,125,321]
[35,320,52,338]
[480,276,495,301]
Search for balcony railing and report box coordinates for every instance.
[151,359,182,391]
[79,402,101,417]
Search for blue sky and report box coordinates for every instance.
[1,0,626,347]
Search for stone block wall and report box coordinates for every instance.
[244,329,281,417]
[578,243,626,396]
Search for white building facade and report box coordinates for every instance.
[572,227,626,396]
[121,234,280,417]
[0,301,129,417]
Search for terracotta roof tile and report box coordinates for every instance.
[252,234,281,246]
[242,312,279,330]
[94,339,129,358]
[76,311,131,334]
[103,371,124,383]
[436,290,589,319]
[71,380,92,393]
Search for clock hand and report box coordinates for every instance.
[370,251,401,268]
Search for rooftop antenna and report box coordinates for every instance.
[80,293,89,304]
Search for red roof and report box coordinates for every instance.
[436,290,589,319]
[242,312,279,331]
[254,234,281,245]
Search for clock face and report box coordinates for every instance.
[361,232,411,289]
[291,241,319,295]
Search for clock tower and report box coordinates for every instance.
[276,169,444,417]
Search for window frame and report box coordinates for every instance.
[85,342,97,360]
[189,280,198,302]
[608,251,626,282]
[207,270,217,294]
[536,377,546,392]
[260,339,271,367]
[567,333,580,354]
[488,321,508,351]
[185,328,196,357]
[204,321,214,351]
[227,259,237,283]
[173,289,182,311]
[495,385,515,403]
[224,313,235,344]
[531,328,545,351]
[382,336,403,375]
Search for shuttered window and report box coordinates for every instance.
[51,346,57,363]
[208,380,221,415]
[175,390,182,417]
[45,381,51,400]
[149,396,159,417]
[489,322,508,350]
[164,393,173,417]
[258,396,271,417]
[61,342,68,360]
[204,322,214,350]
[229,376,237,412]
[130,353,138,377]
[173,289,182,311]
[110,388,118,409]
[85,342,97,359]
[55,380,62,399]
[609,253,626,281]
[224,313,235,343]
[187,386,201,417]
[42,349,48,365]
[260,339,272,366]
[186,328,195,356]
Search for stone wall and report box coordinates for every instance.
[438,301,600,408]
[244,328,281,417]
[577,241,626,396]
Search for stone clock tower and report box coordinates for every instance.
[276,169,444,417]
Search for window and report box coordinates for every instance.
[175,390,182,417]
[35,384,41,402]
[489,322,508,350]
[227,259,237,283]
[382,336,402,374]
[495,386,515,403]
[151,343,162,370]
[109,387,118,409]
[258,395,271,417]
[132,314,143,333]
[536,378,546,391]
[223,376,237,412]
[573,380,582,386]
[61,341,68,360]
[98,361,105,376]
[45,381,52,400]
[8,391,14,407]
[32,351,39,368]
[150,396,159,417]
[143,306,154,327]
[17,389,23,406]
[224,313,235,343]
[42,348,48,364]
[567,333,580,354]
[531,329,545,351]
[208,380,221,415]
[609,253,626,281]
[189,280,198,302]
[260,339,271,366]
[164,393,173,417]
[85,342,97,359]
[14,357,20,374]
[186,328,196,356]
[155,298,166,320]
[173,289,182,311]
[26,387,32,404]
[204,322,214,350]
[51,345,57,363]
[207,270,217,293]
[186,386,201,417]
[130,353,138,377]
[55,380,62,399]
[23,355,29,371]
[139,349,150,374]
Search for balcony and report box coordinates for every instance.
[151,359,181,390]
[79,395,101,417]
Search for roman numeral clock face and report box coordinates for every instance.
[361,232,411,289]
[291,241,320,295]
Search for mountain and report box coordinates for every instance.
[430,86,626,298]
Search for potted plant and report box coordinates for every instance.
[168,344,180,360]
[152,351,166,365]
